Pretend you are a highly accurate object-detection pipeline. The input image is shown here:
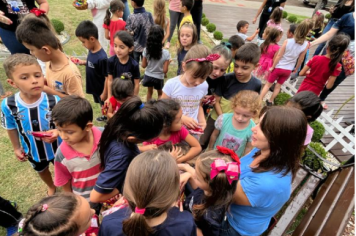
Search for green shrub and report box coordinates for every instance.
[201,17,209,26]
[206,23,216,33]
[202,13,206,18]
[282,11,288,19]
[51,19,64,34]
[310,121,325,142]
[213,31,223,40]
[296,18,303,24]
[303,142,328,172]
[274,92,292,105]
[325,13,331,19]
[287,15,298,23]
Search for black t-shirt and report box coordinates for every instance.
[206,76,223,95]
[86,48,108,95]
[331,0,354,19]
[99,207,197,236]
[215,73,261,99]
[0,0,37,31]
[107,56,140,84]
[262,0,286,15]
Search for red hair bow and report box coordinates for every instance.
[30,8,46,17]
[185,53,220,64]
[216,146,240,164]
[315,11,321,16]
[210,159,240,185]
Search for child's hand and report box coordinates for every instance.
[42,129,58,143]
[269,67,275,72]
[255,28,260,33]
[198,121,207,131]
[78,59,86,65]
[182,116,199,129]
[179,171,191,188]
[170,146,183,160]
[14,148,27,162]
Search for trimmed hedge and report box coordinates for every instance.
[325,13,331,19]
[310,121,325,142]
[213,31,223,40]
[282,11,288,19]
[287,15,298,23]
[202,17,209,26]
[51,19,64,34]
[303,142,328,172]
[206,23,216,33]
[202,13,206,18]
[274,92,292,105]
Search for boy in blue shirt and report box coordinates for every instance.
[75,20,108,122]
[1,54,61,196]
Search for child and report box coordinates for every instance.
[106,31,140,99]
[75,20,108,122]
[103,0,126,56]
[141,25,171,101]
[254,27,281,84]
[306,11,324,42]
[16,15,84,98]
[225,35,245,73]
[162,45,217,136]
[180,148,240,236]
[107,73,134,119]
[208,91,262,157]
[1,54,61,196]
[236,20,259,42]
[18,193,95,236]
[179,0,194,29]
[286,91,323,146]
[154,0,171,44]
[260,20,311,105]
[90,97,164,203]
[287,24,297,39]
[142,99,202,163]
[125,0,154,64]
[99,150,197,235]
[267,7,283,32]
[297,34,349,95]
[177,22,198,75]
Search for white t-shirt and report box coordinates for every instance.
[163,76,208,122]
[237,32,248,41]
[276,38,308,70]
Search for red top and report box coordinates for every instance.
[143,126,189,146]
[298,55,341,95]
[109,96,122,113]
[103,19,126,46]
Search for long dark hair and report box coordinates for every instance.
[288,91,323,122]
[261,27,280,54]
[327,34,350,73]
[98,97,164,168]
[104,0,125,26]
[254,106,307,178]
[270,7,283,24]
[150,99,181,128]
[146,25,164,60]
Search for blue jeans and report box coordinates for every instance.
[123,1,130,21]
[220,219,242,236]
[314,19,337,56]
[0,27,29,54]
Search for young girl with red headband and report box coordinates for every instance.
[162,44,219,137]
[179,147,241,236]
[99,150,197,236]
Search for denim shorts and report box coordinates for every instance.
[219,219,242,236]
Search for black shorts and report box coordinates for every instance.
[28,158,54,172]
[142,75,164,90]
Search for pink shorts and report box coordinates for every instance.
[267,68,292,85]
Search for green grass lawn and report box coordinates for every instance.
[0,0,214,233]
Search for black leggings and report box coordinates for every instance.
[258,13,271,38]
[191,0,203,41]
[167,10,183,43]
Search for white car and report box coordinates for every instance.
[303,0,338,9]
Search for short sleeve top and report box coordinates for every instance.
[262,0,286,15]
[143,48,171,79]
[0,0,36,31]
[143,126,189,146]
[107,56,140,83]
[332,12,355,40]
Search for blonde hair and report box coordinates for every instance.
[4,54,39,80]
[154,0,166,29]
[183,44,213,79]
[230,90,262,117]
[312,12,324,30]
[294,20,313,44]
[178,22,198,52]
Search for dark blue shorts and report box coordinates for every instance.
[142,75,164,90]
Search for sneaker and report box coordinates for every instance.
[7,226,18,236]
[269,83,276,92]
[96,116,107,122]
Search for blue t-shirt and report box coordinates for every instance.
[107,56,140,84]
[94,140,140,194]
[1,92,61,162]
[177,49,188,75]
[227,148,292,236]
[99,206,197,236]
[333,12,355,40]
[86,48,108,95]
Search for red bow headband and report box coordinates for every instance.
[185,54,220,64]
[30,8,46,17]
[216,146,240,164]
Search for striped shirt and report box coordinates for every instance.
[54,127,103,200]
[1,92,61,162]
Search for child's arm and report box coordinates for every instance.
[207,129,220,150]
[105,28,110,40]
[101,76,108,102]
[133,79,140,96]
[178,163,199,189]
[213,95,223,116]
[298,65,310,76]
[293,47,308,74]
[7,130,26,161]
[141,56,148,68]
[197,103,206,131]
[163,60,170,74]
[138,144,158,152]
[246,28,260,42]
[176,134,202,163]
[107,101,115,119]
[270,40,287,71]
[107,74,114,99]
[61,181,73,193]
[326,76,337,89]
[90,188,120,203]
[163,19,170,44]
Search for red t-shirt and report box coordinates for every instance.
[103,19,126,46]
[109,96,122,113]
[298,55,341,95]
[143,126,189,146]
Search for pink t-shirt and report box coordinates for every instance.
[304,124,314,146]
[169,0,181,12]
[103,19,126,46]
[143,126,189,146]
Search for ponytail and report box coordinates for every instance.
[104,8,112,26]
[122,207,154,236]
[327,34,350,73]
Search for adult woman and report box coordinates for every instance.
[221,106,307,236]
[164,0,183,48]
[191,0,203,43]
[314,0,354,55]
[311,12,354,109]
[252,0,286,39]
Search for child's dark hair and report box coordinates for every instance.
[183,44,213,79]
[16,15,60,50]
[99,97,164,168]
[112,73,134,100]
[228,35,245,50]
[75,20,98,40]
[150,99,181,128]
[212,44,232,63]
[235,43,260,64]
[236,20,248,32]
[132,0,145,7]
[193,150,237,220]
[122,150,180,236]
[52,95,93,130]
[327,34,350,73]
[261,27,280,54]
[19,193,81,236]
[104,0,125,26]
[270,7,283,24]
[114,30,134,48]
[288,91,323,122]
[178,23,198,53]
[3,54,39,80]
[146,25,164,60]
[181,0,194,11]
[288,24,297,35]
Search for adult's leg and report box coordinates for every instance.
[191,0,203,41]
[0,196,22,228]
[123,1,131,21]
[167,10,181,43]
[319,66,347,101]
[314,19,336,56]
[257,13,270,39]
[0,27,29,54]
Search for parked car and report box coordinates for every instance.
[303,0,338,9]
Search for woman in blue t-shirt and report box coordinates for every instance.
[221,106,307,236]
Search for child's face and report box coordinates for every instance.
[233,106,254,125]
[240,24,249,34]
[23,43,50,62]
[233,60,256,81]
[179,27,193,49]
[287,30,294,39]
[194,160,211,192]
[114,37,133,60]
[7,64,44,98]
[251,115,269,151]
[77,36,95,51]
[181,66,206,87]
[74,196,96,235]
[56,122,92,146]
[262,30,268,40]
[209,56,230,80]
[170,108,183,132]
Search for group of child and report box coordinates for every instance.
[0,0,352,235]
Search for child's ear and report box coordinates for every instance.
[85,122,93,131]
[127,136,139,143]
[182,62,186,72]
[89,36,96,43]
[6,78,17,89]
[42,46,51,55]
[129,46,134,53]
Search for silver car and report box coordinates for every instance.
[303,0,338,9]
